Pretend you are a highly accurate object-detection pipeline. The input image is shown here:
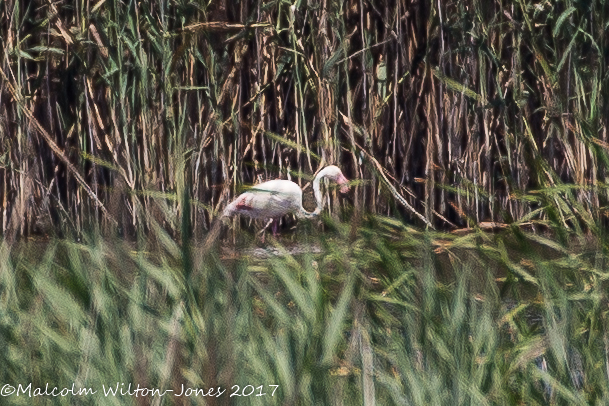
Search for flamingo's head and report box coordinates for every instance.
[323,165,350,193]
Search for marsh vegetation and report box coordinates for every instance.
[2,0,609,404]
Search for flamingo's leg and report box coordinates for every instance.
[272,219,278,236]
[258,219,274,243]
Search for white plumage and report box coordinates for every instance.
[223,166,350,226]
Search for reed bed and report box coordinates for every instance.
[0,217,608,405]
[1,0,608,237]
[2,1,609,404]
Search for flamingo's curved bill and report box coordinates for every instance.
[337,174,350,193]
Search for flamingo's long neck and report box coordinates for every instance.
[298,169,327,219]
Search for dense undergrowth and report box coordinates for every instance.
[3,0,609,237]
[2,0,609,404]
[1,215,608,405]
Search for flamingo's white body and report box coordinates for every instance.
[223,166,350,231]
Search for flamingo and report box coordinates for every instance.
[222,165,350,236]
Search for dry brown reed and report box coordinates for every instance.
[1,0,607,237]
